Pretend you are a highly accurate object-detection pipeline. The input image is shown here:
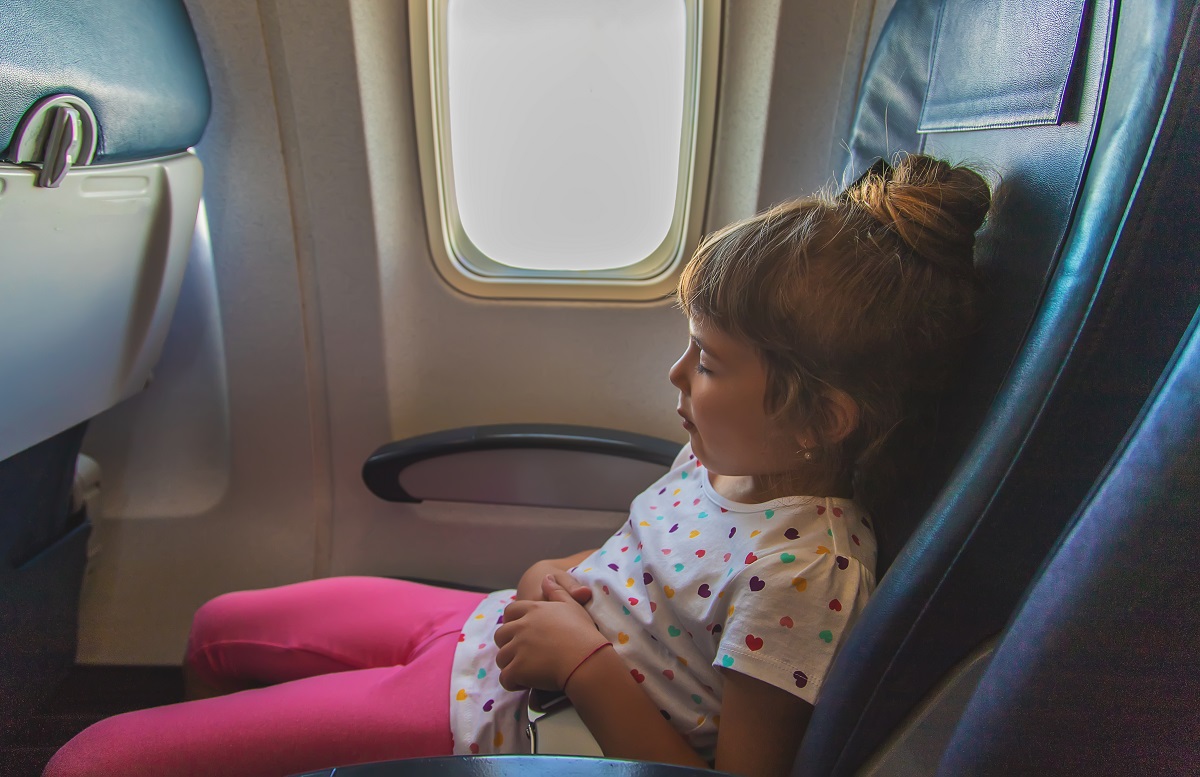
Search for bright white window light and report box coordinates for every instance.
[446,0,687,272]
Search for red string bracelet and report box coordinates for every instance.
[562,642,613,692]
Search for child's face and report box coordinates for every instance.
[669,316,805,481]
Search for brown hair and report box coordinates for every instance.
[677,153,990,497]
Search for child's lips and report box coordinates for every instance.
[677,409,696,431]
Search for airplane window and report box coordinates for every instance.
[411,0,719,300]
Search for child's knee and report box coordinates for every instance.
[43,715,149,777]
[186,589,258,665]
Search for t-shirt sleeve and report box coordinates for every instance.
[714,551,872,705]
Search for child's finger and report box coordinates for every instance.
[549,570,593,603]
[494,621,514,648]
[502,599,533,624]
[541,575,578,604]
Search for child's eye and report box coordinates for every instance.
[695,362,713,376]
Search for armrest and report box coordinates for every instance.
[293,755,724,777]
[362,424,680,512]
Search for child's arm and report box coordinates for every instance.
[514,549,597,602]
[711,670,812,777]
[565,648,812,776]
[497,576,813,776]
[496,576,710,770]
[562,642,713,769]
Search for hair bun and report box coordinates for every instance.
[848,154,991,276]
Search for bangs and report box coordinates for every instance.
[676,222,749,332]
[676,199,832,344]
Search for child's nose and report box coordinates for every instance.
[669,351,689,391]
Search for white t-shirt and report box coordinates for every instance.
[449,444,877,757]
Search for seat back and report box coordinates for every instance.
[0,0,210,737]
[798,0,1200,772]
[940,308,1200,774]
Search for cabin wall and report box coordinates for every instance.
[77,0,885,665]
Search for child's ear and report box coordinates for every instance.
[803,388,860,446]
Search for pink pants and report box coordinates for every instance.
[44,578,486,777]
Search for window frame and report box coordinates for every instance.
[408,0,722,301]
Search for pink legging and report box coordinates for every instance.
[44,578,486,777]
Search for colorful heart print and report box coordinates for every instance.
[818,630,833,643]
[698,584,712,598]
[748,576,765,591]
[792,670,808,688]
[785,527,800,540]
[829,599,842,611]
[745,634,764,651]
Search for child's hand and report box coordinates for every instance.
[494,575,608,692]
[515,559,593,605]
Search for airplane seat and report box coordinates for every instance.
[937,308,1200,773]
[0,0,210,739]
[799,0,1200,773]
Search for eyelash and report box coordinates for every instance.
[695,363,712,376]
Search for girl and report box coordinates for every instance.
[45,153,990,777]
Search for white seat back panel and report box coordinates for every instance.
[0,152,203,461]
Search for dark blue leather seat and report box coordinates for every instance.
[0,0,210,738]
[940,310,1200,774]
[799,0,1200,772]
